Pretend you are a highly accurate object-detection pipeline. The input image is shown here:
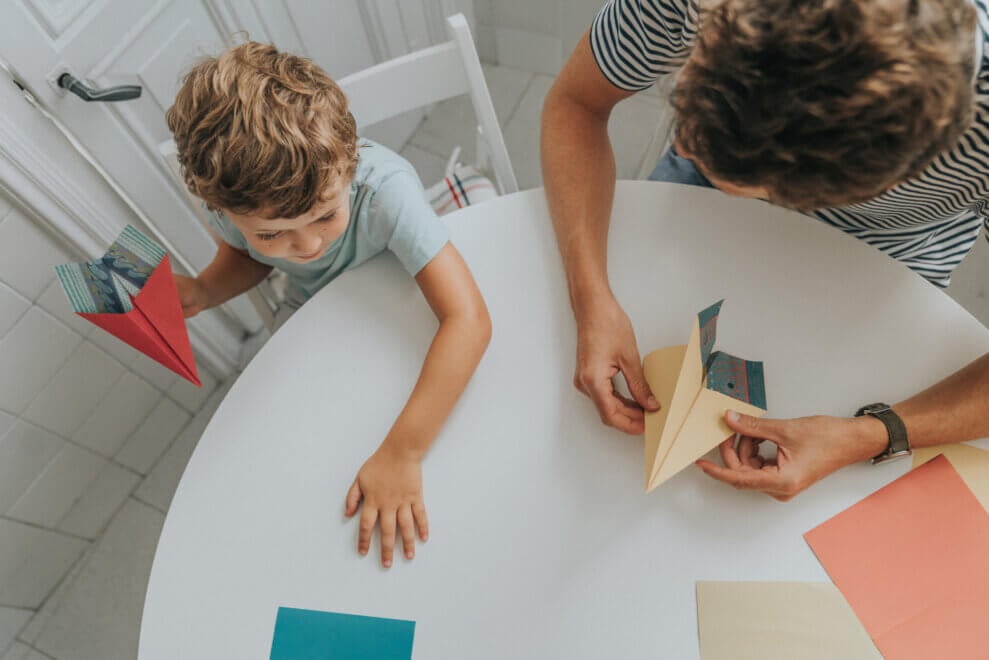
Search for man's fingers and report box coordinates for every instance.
[586,377,645,434]
[620,356,659,412]
[358,506,378,556]
[696,459,781,493]
[379,510,397,569]
[397,504,416,560]
[344,480,362,517]
[412,500,429,541]
[738,436,764,469]
[718,436,744,470]
[724,411,783,444]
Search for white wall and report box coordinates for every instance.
[0,189,219,652]
[474,0,605,72]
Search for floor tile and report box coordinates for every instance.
[114,398,190,475]
[35,280,94,340]
[0,422,65,514]
[0,308,81,415]
[0,284,30,340]
[133,381,231,513]
[0,210,72,302]
[947,236,989,327]
[72,372,162,458]
[166,368,217,414]
[23,343,125,439]
[8,444,107,529]
[32,499,164,660]
[0,642,51,660]
[57,462,141,540]
[400,145,450,188]
[0,608,32,656]
[0,519,87,609]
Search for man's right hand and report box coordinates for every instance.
[573,295,659,434]
[173,274,210,318]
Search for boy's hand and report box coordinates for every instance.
[173,274,210,318]
[345,447,429,568]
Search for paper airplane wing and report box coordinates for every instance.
[55,225,200,386]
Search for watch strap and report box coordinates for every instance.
[855,403,910,463]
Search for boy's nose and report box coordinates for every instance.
[294,232,322,254]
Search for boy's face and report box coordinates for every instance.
[224,178,352,263]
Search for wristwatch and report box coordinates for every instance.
[855,403,911,464]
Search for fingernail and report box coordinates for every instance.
[406,551,413,559]
[384,560,392,568]
[726,410,740,422]
[648,396,659,408]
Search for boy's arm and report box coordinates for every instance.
[344,242,491,567]
[175,240,273,317]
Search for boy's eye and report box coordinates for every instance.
[255,231,282,241]
[316,211,336,223]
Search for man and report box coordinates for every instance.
[541,0,989,499]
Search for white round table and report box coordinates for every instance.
[139,183,989,659]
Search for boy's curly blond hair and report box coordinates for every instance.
[673,0,976,210]
[166,41,358,219]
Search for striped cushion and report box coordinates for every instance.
[426,165,498,216]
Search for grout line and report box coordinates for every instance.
[0,515,93,544]
[501,72,537,129]
[131,494,166,516]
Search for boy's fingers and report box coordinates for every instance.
[380,510,397,569]
[344,480,362,517]
[358,506,378,556]
[412,500,429,541]
[397,505,416,560]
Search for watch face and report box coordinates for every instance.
[859,403,891,416]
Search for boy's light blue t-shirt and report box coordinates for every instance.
[207,139,449,306]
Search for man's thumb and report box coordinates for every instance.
[724,410,779,442]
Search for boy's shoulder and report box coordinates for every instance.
[353,139,422,193]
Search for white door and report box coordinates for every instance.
[0,0,467,302]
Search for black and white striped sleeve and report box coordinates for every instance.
[589,0,701,92]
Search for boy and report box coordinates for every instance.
[542,0,989,498]
[167,41,491,567]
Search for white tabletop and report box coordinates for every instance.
[140,182,989,659]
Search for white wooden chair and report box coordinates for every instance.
[341,13,517,194]
[159,13,516,332]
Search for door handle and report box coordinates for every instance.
[57,73,141,102]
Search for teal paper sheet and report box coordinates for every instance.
[696,299,767,409]
[270,607,415,660]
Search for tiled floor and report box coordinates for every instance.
[6,63,986,660]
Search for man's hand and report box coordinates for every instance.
[345,447,429,568]
[696,411,889,500]
[173,274,210,318]
[573,295,659,434]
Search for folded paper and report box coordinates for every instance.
[270,607,415,660]
[912,443,989,509]
[696,581,880,659]
[643,300,766,491]
[55,225,200,386]
[804,455,989,659]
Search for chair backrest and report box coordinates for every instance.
[340,13,518,194]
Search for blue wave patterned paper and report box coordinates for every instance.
[55,225,164,314]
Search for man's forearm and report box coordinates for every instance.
[541,86,618,318]
[893,352,989,448]
[198,241,273,309]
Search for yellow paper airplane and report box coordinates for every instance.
[643,300,767,491]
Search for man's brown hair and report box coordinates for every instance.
[166,41,358,218]
[673,0,976,210]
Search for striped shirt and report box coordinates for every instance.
[591,0,989,286]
